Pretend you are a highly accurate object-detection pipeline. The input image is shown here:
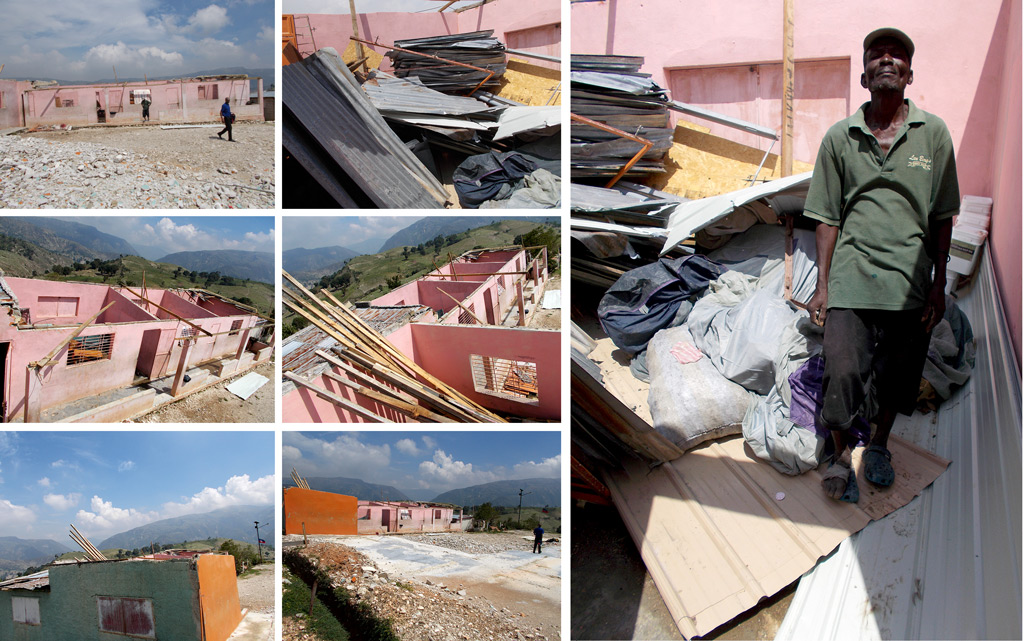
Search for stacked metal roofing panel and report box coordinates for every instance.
[389,30,507,93]
[282,47,449,209]
[571,54,674,179]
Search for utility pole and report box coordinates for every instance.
[518,489,532,526]
[254,521,264,560]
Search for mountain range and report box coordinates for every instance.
[379,216,559,252]
[15,67,274,92]
[0,217,137,260]
[282,246,359,280]
[97,504,275,550]
[0,537,72,572]
[284,476,560,508]
[283,476,411,502]
[156,249,274,283]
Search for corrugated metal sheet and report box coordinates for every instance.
[283,48,448,209]
[777,248,1021,640]
[0,570,49,591]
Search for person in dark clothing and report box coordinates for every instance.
[533,525,544,553]
[218,98,234,141]
[141,97,151,122]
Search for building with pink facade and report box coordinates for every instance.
[0,276,272,422]
[282,245,560,422]
[357,501,466,535]
[572,0,1021,362]
[0,76,265,128]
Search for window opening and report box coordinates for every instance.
[67,334,113,366]
[199,84,219,100]
[12,597,40,625]
[229,319,243,336]
[458,303,476,325]
[470,354,539,404]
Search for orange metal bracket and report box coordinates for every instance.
[570,113,654,189]
[350,36,495,96]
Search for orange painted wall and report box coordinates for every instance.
[284,487,358,535]
[196,554,243,641]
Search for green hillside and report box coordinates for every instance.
[283,219,553,335]
[0,233,74,277]
[36,255,274,317]
[54,537,270,562]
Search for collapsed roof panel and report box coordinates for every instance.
[390,30,508,93]
[283,48,449,209]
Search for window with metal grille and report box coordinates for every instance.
[56,97,74,108]
[458,303,476,325]
[470,354,540,404]
[229,319,243,336]
[12,597,40,625]
[67,334,113,366]
[181,326,198,338]
[399,509,411,520]
[97,596,155,638]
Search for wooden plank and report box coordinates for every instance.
[439,289,486,325]
[284,371,387,423]
[32,302,115,368]
[122,287,212,337]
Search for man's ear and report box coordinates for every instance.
[906,70,914,86]
[860,72,868,89]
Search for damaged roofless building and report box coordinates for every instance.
[281,0,562,209]
[0,276,273,423]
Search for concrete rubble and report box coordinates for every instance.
[0,135,274,209]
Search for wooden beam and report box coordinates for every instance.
[321,370,453,423]
[31,302,115,368]
[284,371,387,422]
[122,287,212,337]
[439,289,486,325]
[781,0,795,177]
[423,271,528,277]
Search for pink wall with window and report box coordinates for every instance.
[573,0,1021,362]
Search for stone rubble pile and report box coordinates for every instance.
[292,542,555,641]
[0,135,273,209]
[404,532,558,555]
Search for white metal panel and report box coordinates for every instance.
[777,248,1022,640]
[12,596,40,625]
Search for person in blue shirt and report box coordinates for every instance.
[218,98,234,141]
[533,525,544,553]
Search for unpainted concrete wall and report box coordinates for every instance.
[284,487,358,535]
[196,555,242,641]
[0,560,203,640]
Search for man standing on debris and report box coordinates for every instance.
[218,97,234,141]
[804,28,959,502]
[533,524,544,554]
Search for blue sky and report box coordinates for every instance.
[0,432,274,543]
[283,431,561,494]
[282,215,425,253]
[56,216,275,258]
[1,0,275,81]
[284,0,479,14]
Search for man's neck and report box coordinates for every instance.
[866,91,907,129]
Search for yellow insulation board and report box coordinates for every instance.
[496,58,561,106]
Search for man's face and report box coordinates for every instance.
[861,36,913,93]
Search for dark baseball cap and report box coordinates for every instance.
[863,27,914,60]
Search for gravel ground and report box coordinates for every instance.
[289,542,558,641]
[134,358,274,423]
[0,122,274,208]
[237,564,276,614]
[402,532,559,555]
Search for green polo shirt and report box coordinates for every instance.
[803,100,960,310]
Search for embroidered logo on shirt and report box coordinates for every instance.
[908,155,932,170]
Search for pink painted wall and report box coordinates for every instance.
[283,370,412,423]
[0,80,30,128]
[409,323,560,420]
[356,502,456,534]
[372,280,425,307]
[154,289,217,320]
[7,278,112,325]
[420,281,479,318]
[22,78,262,127]
[573,0,1021,362]
[291,0,559,66]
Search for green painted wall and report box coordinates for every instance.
[0,560,202,641]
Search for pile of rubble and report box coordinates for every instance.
[404,532,558,555]
[0,135,273,208]
[292,542,552,641]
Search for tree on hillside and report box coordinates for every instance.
[474,502,498,530]
[519,226,561,272]
[386,274,403,289]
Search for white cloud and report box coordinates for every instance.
[282,445,302,462]
[418,449,498,487]
[82,42,184,66]
[512,455,561,479]
[37,477,51,488]
[0,499,35,527]
[118,461,136,472]
[257,24,274,41]
[160,474,274,518]
[43,493,81,511]
[421,436,437,450]
[75,496,156,534]
[395,438,420,456]
[188,5,231,34]
[283,433,391,478]
[51,459,79,470]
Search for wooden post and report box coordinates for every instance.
[516,281,526,327]
[234,326,251,361]
[310,578,318,616]
[302,522,307,546]
[349,0,366,73]
[24,367,40,423]
[170,338,195,397]
[781,0,795,177]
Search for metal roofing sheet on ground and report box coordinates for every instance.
[777,249,1021,640]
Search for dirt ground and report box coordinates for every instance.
[3,122,274,208]
[134,358,274,423]
[530,274,561,330]
[286,533,561,641]
[237,564,276,614]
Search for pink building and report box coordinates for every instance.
[573,0,1021,361]
[1,76,265,128]
[357,501,465,535]
[288,0,560,69]
[0,276,272,422]
[282,246,560,422]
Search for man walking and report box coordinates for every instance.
[533,524,544,554]
[218,97,234,141]
[804,28,959,502]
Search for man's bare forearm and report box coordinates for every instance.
[815,221,839,290]
[929,216,953,285]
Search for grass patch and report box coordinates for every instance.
[283,567,350,641]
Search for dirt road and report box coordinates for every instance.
[2,122,274,208]
[134,359,274,423]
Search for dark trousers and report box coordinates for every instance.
[218,116,233,141]
[821,308,931,430]
[533,539,542,553]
